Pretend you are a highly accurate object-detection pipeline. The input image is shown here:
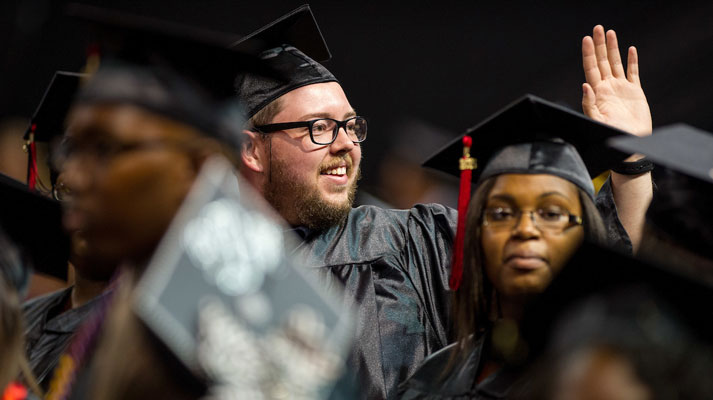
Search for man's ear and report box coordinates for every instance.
[240,129,266,173]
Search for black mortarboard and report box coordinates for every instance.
[24,71,86,190]
[25,71,84,144]
[66,3,264,148]
[609,124,713,260]
[423,95,631,199]
[520,240,713,365]
[609,123,713,184]
[232,5,338,119]
[0,172,69,281]
[133,157,353,396]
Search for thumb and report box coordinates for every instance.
[581,83,602,120]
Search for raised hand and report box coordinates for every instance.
[582,25,652,137]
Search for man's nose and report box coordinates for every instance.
[329,126,356,154]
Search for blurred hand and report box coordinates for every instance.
[582,25,652,137]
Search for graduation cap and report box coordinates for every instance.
[24,71,85,190]
[0,173,69,281]
[133,156,353,397]
[231,5,338,119]
[25,71,84,144]
[609,124,713,261]
[424,94,631,199]
[519,240,713,379]
[65,3,266,148]
[609,123,713,184]
[428,94,631,290]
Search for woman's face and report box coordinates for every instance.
[481,174,585,298]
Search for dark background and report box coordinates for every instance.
[2,0,712,190]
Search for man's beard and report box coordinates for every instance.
[263,155,358,231]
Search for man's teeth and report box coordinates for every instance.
[323,167,347,175]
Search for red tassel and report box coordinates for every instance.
[27,124,38,190]
[450,136,476,291]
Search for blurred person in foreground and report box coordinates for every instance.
[516,241,713,400]
[19,71,119,391]
[39,5,258,399]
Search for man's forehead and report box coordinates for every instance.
[273,82,353,121]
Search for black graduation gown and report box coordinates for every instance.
[397,335,521,400]
[295,204,457,399]
[294,181,630,399]
[22,287,108,389]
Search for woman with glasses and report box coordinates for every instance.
[399,26,653,400]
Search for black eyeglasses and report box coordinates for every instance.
[255,116,367,145]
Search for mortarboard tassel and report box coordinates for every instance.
[25,124,38,190]
[450,136,476,291]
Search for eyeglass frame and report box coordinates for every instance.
[52,181,72,202]
[254,116,367,146]
[481,207,583,232]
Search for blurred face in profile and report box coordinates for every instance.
[60,104,206,267]
[480,174,585,298]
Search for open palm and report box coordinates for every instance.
[582,25,652,137]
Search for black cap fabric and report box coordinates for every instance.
[520,240,713,364]
[232,5,338,119]
[423,95,631,198]
[0,173,69,281]
[609,123,713,184]
[25,71,85,143]
[133,157,353,395]
[66,3,262,148]
[610,124,713,260]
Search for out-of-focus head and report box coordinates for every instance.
[61,104,215,267]
[56,4,256,267]
[235,6,363,230]
[517,242,713,400]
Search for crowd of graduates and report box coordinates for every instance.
[0,4,712,400]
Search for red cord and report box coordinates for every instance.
[449,136,475,291]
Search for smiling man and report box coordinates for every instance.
[236,10,455,398]
[243,82,362,231]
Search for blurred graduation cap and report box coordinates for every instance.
[25,71,84,144]
[24,71,85,190]
[609,123,713,184]
[133,157,353,397]
[0,173,69,281]
[231,5,338,119]
[520,240,713,365]
[423,94,631,198]
[610,124,713,261]
[65,3,269,148]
